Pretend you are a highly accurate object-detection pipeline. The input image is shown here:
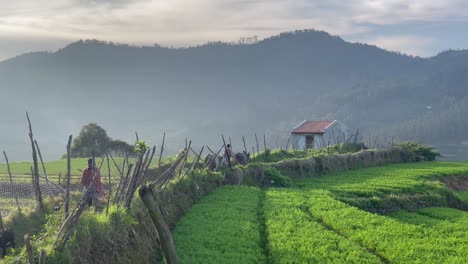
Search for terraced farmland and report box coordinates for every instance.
[173,162,468,263]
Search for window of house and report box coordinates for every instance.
[306,135,314,149]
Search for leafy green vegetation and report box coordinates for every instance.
[173,186,266,264]
[263,167,292,187]
[456,191,468,201]
[396,141,440,161]
[173,162,468,263]
[264,189,381,263]
[295,161,468,212]
[291,191,468,263]
[251,143,363,164]
[69,123,135,158]
[4,202,161,264]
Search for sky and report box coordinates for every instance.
[1,0,468,61]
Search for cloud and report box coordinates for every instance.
[77,0,132,5]
[0,0,467,59]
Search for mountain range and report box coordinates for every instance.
[1,29,467,161]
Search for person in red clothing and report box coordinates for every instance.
[80,158,102,206]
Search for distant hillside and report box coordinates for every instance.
[1,29,467,160]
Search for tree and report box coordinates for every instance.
[108,139,134,157]
[70,123,111,157]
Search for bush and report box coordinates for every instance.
[264,167,292,187]
[396,141,440,161]
[323,142,363,154]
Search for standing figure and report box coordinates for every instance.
[224,144,232,164]
[80,158,102,207]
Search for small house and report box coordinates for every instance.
[291,120,349,150]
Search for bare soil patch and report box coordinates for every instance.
[441,176,468,191]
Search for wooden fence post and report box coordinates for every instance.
[242,136,247,153]
[65,135,72,216]
[26,112,43,209]
[39,249,47,264]
[25,234,34,264]
[158,132,166,168]
[108,153,123,177]
[252,146,256,162]
[177,141,191,178]
[105,153,112,216]
[255,133,260,157]
[191,146,204,171]
[139,186,179,264]
[34,140,53,197]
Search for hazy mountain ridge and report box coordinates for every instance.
[1,29,467,160]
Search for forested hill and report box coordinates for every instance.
[1,29,467,160]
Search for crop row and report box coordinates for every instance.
[296,189,468,263]
[295,161,468,210]
[171,162,468,263]
[264,189,381,263]
[173,186,265,264]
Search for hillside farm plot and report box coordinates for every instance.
[173,162,468,263]
[173,186,266,264]
[0,157,128,176]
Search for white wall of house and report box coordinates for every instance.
[291,134,306,150]
[291,121,350,150]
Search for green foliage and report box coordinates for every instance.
[295,162,468,212]
[396,141,440,161]
[172,162,468,264]
[280,190,468,263]
[251,144,362,164]
[252,149,302,163]
[68,123,134,158]
[265,189,381,263]
[173,186,266,263]
[70,123,112,158]
[133,140,149,154]
[456,191,468,202]
[324,142,363,154]
[264,167,292,187]
[265,162,468,263]
[264,148,271,158]
[11,205,156,264]
[108,139,134,157]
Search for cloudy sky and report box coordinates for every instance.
[1,0,468,61]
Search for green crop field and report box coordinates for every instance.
[0,157,130,177]
[173,186,266,264]
[173,162,468,263]
[0,154,195,179]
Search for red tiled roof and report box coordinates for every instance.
[291,120,334,134]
